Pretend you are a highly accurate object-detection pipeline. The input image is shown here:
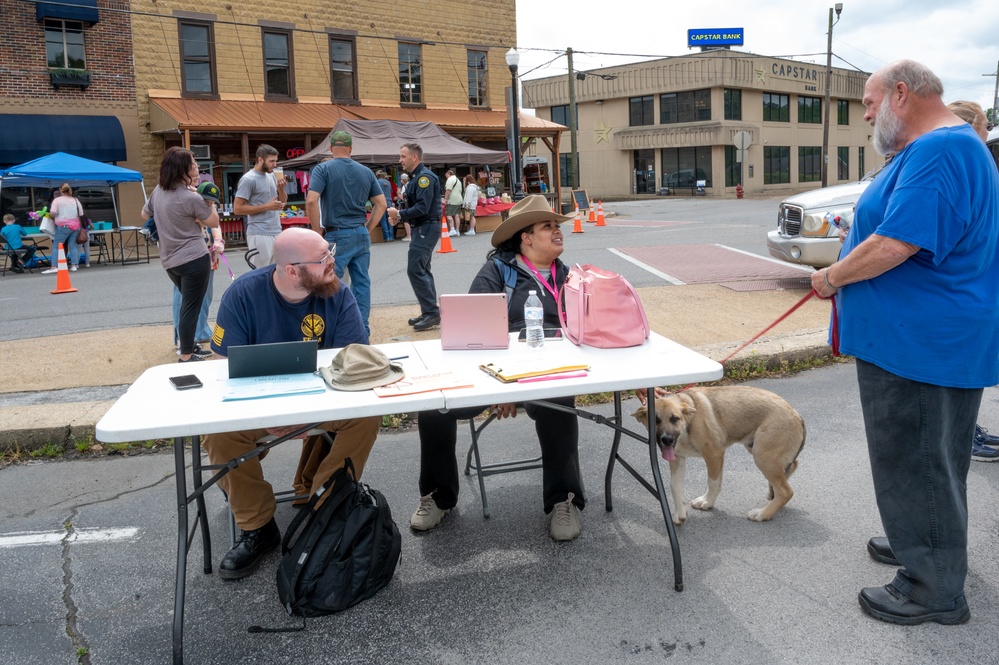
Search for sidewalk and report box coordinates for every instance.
[0,283,834,451]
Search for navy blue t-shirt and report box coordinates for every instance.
[210,265,368,356]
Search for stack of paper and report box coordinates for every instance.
[222,373,327,401]
[479,359,590,383]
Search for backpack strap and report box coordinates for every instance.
[492,257,517,310]
[280,457,356,554]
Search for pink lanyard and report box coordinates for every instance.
[520,256,558,300]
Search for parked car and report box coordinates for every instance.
[768,128,999,270]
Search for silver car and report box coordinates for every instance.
[766,179,870,269]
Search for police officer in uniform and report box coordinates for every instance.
[388,142,442,331]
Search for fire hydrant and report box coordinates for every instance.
[735,183,744,199]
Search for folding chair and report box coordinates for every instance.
[222,429,336,547]
[1,238,34,275]
[462,412,542,518]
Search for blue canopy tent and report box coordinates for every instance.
[0,152,146,227]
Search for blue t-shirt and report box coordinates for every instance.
[210,265,368,356]
[838,124,999,388]
[1,224,26,249]
[308,158,381,229]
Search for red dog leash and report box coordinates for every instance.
[664,289,838,397]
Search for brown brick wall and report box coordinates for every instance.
[131,0,517,177]
[0,0,135,101]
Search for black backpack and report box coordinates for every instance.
[275,458,401,617]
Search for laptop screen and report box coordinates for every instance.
[226,340,319,379]
[440,293,510,350]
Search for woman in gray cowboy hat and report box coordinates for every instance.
[411,194,586,541]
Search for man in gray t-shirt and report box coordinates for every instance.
[234,144,287,266]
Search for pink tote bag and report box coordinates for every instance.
[558,264,650,348]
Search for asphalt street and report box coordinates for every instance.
[4,364,999,664]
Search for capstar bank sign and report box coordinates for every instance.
[687,28,744,48]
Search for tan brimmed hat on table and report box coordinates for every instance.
[319,344,404,391]
[490,194,573,247]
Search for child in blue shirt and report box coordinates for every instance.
[2,214,36,274]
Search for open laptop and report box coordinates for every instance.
[227,340,319,379]
[440,293,510,350]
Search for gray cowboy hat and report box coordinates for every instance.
[319,344,404,392]
[490,194,574,247]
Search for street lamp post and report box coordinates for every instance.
[821,3,843,188]
[506,48,525,201]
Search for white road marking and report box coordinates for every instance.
[713,244,816,273]
[607,248,686,285]
[0,527,139,548]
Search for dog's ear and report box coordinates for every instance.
[678,393,697,418]
[632,405,648,422]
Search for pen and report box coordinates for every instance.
[389,355,409,361]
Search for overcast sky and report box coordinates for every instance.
[515,0,999,112]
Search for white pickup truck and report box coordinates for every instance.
[768,129,999,269]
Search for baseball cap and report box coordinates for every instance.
[330,131,352,147]
[196,181,221,204]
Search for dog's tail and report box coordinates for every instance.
[784,418,806,475]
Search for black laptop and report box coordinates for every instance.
[226,340,319,379]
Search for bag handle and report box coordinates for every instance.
[557,267,586,345]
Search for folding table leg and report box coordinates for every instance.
[173,436,189,665]
[190,436,212,574]
[644,390,683,592]
[604,392,624,512]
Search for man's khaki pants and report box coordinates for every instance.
[203,417,379,531]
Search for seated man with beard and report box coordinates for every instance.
[205,227,380,580]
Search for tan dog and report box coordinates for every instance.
[632,386,805,524]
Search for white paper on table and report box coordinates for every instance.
[221,373,327,401]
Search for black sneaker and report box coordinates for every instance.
[408,314,426,326]
[219,518,280,580]
[190,344,212,358]
[10,264,24,274]
[178,355,206,363]
[413,314,441,331]
[976,424,999,445]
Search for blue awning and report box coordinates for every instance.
[0,115,126,166]
[36,0,99,23]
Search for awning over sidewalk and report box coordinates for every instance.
[0,114,126,166]
[147,95,565,137]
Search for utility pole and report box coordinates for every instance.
[983,60,999,122]
[821,4,843,188]
[567,47,578,190]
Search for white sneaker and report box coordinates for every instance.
[42,268,58,274]
[465,230,476,237]
[403,236,411,242]
[70,265,78,272]
[448,229,458,237]
[549,492,581,541]
[410,493,449,531]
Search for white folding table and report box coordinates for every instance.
[96,334,722,664]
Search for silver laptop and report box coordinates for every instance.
[226,340,319,378]
[440,293,510,350]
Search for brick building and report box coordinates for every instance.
[128,0,560,208]
[0,0,144,220]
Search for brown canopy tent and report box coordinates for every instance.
[280,119,510,168]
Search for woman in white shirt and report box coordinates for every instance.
[461,175,479,236]
[44,183,84,272]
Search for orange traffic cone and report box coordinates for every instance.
[587,200,596,223]
[50,243,78,295]
[571,206,584,234]
[436,218,457,254]
[595,200,606,226]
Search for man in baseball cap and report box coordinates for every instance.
[306,127,385,334]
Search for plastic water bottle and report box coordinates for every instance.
[524,290,545,349]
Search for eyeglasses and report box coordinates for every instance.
[290,244,336,267]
